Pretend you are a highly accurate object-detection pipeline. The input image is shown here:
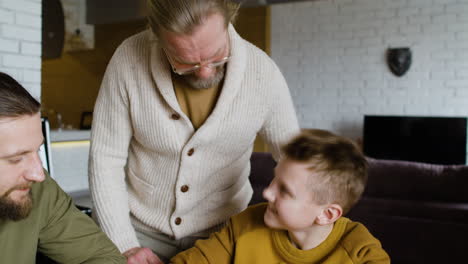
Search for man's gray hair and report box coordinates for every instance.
[147,0,240,37]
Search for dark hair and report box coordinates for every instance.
[0,72,40,118]
[282,129,368,214]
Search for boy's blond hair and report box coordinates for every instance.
[282,129,367,214]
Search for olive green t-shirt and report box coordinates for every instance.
[0,174,126,264]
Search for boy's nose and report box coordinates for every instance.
[262,187,274,202]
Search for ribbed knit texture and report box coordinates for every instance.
[89,25,299,252]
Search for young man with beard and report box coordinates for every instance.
[89,0,299,263]
[0,72,126,263]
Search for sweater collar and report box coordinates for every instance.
[272,217,350,263]
[149,32,180,113]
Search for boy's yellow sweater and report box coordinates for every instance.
[171,203,390,264]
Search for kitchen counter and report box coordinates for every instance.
[49,130,91,194]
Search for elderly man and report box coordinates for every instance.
[0,72,126,263]
[89,0,299,263]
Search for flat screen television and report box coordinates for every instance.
[363,115,467,165]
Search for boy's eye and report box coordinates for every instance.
[279,186,290,197]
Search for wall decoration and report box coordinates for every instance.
[386,47,412,77]
[62,0,94,52]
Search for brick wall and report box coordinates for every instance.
[0,0,41,99]
[271,0,468,139]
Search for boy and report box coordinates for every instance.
[170,129,390,264]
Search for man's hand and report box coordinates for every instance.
[124,247,163,264]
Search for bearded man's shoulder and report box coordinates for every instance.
[31,171,73,218]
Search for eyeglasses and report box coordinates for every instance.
[166,54,230,75]
[163,45,231,75]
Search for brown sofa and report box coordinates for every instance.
[249,152,468,264]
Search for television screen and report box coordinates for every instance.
[363,115,467,165]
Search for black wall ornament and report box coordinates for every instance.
[42,0,65,59]
[387,47,412,77]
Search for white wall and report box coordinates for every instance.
[0,0,41,99]
[271,0,468,139]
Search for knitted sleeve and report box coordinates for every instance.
[344,223,391,264]
[88,42,139,252]
[259,60,300,161]
[349,243,391,264]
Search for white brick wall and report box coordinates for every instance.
[271,0,468,139]
[0,0,41,100]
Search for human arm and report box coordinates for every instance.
[345,223,391,264]
[170,220,236,264]
[258,62,300,161]
[351,243,391,264]
[88,45,139,252]
[38,176,126,263]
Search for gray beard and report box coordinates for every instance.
[0,190,33,221]
[179,65,225,90]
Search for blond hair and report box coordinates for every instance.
[282,129,368,214]
[147,0,240,37]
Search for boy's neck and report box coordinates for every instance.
[287,223,334,251]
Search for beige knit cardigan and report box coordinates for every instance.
[89,25,299,252]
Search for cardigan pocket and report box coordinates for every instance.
[127,168,155,199]
[211,174,248,202]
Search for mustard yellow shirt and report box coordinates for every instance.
[171,203,390,264]
[173,75,222,130]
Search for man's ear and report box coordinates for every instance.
[315,204,343,225]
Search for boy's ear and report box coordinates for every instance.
[315,204,343,225]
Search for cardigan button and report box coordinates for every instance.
[171,113,181,120]
[181,185,189,193]
[175,217,182,225]
[187,148,195,156]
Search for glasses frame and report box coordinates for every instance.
[163,39,231,76]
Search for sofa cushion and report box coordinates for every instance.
[348,197,468,224]
[366,158,468,203]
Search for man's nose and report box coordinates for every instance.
[195,65,216,79]
[24,153,46,182]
